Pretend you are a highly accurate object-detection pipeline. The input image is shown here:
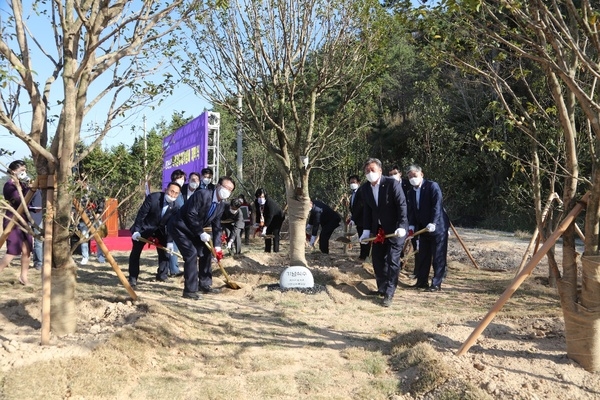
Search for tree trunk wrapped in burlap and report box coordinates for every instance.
[563,255,600,372]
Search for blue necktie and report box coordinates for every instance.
[207,202,217,218]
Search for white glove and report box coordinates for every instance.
[306,224,313,233]
[227,241,233,249]
[426,223,436,233]
[131,232,141,241]
[215,246,222,253]
[262,227,267,236]
[200,232,211,242]
[166,242,174,251]
[394,228,406,238]
[359,230,371,244]
[309,235,317,246]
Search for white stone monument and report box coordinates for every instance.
[279,266,314,289]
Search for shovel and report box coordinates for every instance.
[204,240,241,290]
[340,227,430,244]
[138,236,183,259]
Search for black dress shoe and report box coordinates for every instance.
[174,271,184,277]
[410,283,429,289]
[156,276,170,282]
[367,290,384,297]
[382,295,393,307]
[426,285,441,292]
[128,277,137,287]
[182,291,202,300]
[200,286,221,294]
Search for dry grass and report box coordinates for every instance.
[0,231,597,399]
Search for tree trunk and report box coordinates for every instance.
[562,255,600,372]
[50,265,77,335]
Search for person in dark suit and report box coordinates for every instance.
[388,165,411,197]
[181,172,201,201]
[168,176,236,300]
[199,167,216,190]
[167,169,187,276]
[222,198,245,254]
[348,175,370,260]
[306,199,341,254]
[254,188,285,253]
[405,164,450,292]
[358,158,408,307]
[128,182,182,287]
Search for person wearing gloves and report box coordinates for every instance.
[168,176,235,300]
[254,188,285,253]
[348,175,370,261]
[358,158,408,307]
[405,164,450,292]
[221,198,245,254]
[127,182,182,287]
[306,199,341,254]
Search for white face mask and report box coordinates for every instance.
[349,183,359,191]
[176,178,185,187]
[258,197,266,205]
[17,171,30,182]
[391,174,401,182]
[366,171,380,183]
[189,181,199,190]
[165,194,177,203]
[409,176,423,187]
[218,187,231,200]
[202,177,212,185]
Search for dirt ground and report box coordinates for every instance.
[0,227,599,399]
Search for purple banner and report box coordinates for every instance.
[162,112,208,189]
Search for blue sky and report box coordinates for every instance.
[0,1,211,170]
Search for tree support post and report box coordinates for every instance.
[449,222,480,270]
[456,192,589,356]
[73,200,137,301]
[38,175,54,345]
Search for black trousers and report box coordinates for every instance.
[371,235,404,297]
[355,225,371,260]
[415,231,448,287]
[128,233,170,280]
[318,219,340,254]
[265,216,285,253]
[170,223,213,293]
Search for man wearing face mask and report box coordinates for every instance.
[221,198,245,254]
[389,164,411,197]
[348,175,370,261]
[199,167,216,190]
[167,169,187,276]
[358,158,408,307]
[168,176,236,299]
[127,182,182,287]
[405,164,450,292]
[181,172,201,201]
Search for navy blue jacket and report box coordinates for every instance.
[361,175,408,234]
[406,179,449,236]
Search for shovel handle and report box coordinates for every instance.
[205,240,232,281]
[137,237,183,259]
